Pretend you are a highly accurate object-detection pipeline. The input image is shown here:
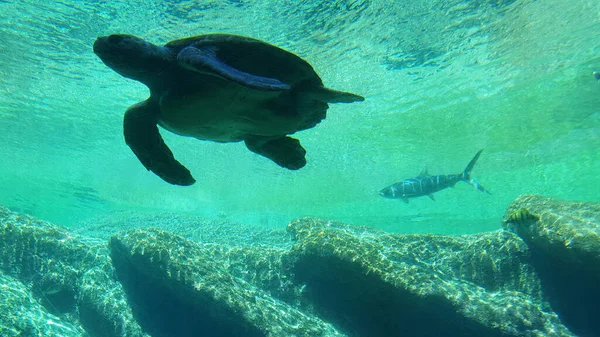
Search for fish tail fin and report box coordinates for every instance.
[467,178,492,195]
[461,149,491,195]
[462,149,483,178]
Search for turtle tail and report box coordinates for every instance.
[308,86,365,103]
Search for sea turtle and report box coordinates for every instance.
[93,33,364,186]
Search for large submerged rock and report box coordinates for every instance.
[503,194,600,337]
[0,273,84,337]
[504,194,600,272]
[108,228,344,337]
[0,206,148,337]
[284,218,572,337]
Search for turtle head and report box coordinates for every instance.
[94,34,174,84]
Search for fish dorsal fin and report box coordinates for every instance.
[418,167,428,177]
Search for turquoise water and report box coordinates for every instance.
[0,0,598,234]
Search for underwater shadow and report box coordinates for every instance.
[530,251,600,337]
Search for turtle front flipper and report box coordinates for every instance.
[245,136,306,170]
[177,46,291,91]
[124,100,196,186]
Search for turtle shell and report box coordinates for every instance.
[165,34,323,89]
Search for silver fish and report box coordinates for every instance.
[379,150,491,203]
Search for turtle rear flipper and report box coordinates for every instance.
[177,46,291,91]
[245,136,306,170]
[124,100,196,186]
